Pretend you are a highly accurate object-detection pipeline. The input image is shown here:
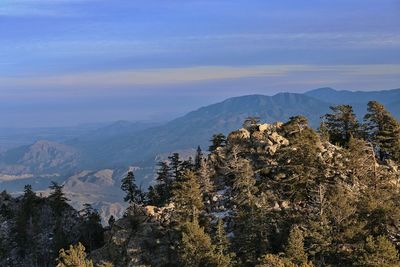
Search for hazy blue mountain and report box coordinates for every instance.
[0,140,80,175]
[46,92,330,177]
[305,87,400,119]
[2,88,399,222]
[0,123,108,152]
[2,88,400,185]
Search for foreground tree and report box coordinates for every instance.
[209,133,226,152]
[79,204,104,251]
[48,182,69,215]
[364,101,400,162]
[322,105,359,147]
[172,170,203,222]
[121,171,143,204]
[56,242,94,267]
[179,219,231,267]
[358,235,400,267]
[285,226,308,266]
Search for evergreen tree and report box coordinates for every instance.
[181,157,195,172]
[359,235,400,267]
[14,184,39,253]
[285,226,308,265]
[79,204,104,251]
[209,133,226,152]
[322,105,359,147]
[196,157,214,195]
[169,153,183,181]
[172,170,203,222]
[121,171,143,204]
[48,182,69,215]
[364,101,400,162]
[283,116,309,136]
[179,219,219,267]
[194,146,203,171]
[148,161,172,206]
[56,242,94,267]
[256,254,297,267]
[213,218,234,267]
[231,159,266,266]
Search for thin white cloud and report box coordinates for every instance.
[2,64,400,88]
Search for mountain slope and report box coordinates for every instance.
[0,140,80,175]
[305,87,400,119]
[70,93,331,169]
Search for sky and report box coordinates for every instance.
[0,0,400,127]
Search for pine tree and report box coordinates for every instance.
[359,235,400,267]
[48,181,69,215]
[79,204,104,251]
[121,171,143,204]
[231,159,266,266]
[322,105,359,147]
[147,161,173,206]
[197,157,214,196]
[285,226,308,265]
[179,219,218,267]
[213,218,234,267]
[15,184,39,252]
[169,153,183,181]
[172,170,203,222]
[194,146,203,171]
[56,242,94,267]
[256,254,296,267]
[364,101,400,162]
[209,133,226,152]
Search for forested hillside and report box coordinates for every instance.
[1,100,400,266]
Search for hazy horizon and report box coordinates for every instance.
[1,0,400,127]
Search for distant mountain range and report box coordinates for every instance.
[2,87,400,179]
[1,87,399,220]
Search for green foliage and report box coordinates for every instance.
[172,170,204,222]
[364,101,400,162]
[257,254,296,267]
[209,133,226,152]
[358,235,400,267]
[322,105,360,147]
[48,181,69,215]
[169,153,183,181]
[285,226,308,265]
[179,219,230,267]
[79,203,104,251]
[194,146,204,171]
[149,161,173,206]
[213,219,235,267]
[56,242,94,267]
[121,171,144,204]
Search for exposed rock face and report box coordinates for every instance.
[91,204,178,267]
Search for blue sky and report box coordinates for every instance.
[1,0,400,127]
